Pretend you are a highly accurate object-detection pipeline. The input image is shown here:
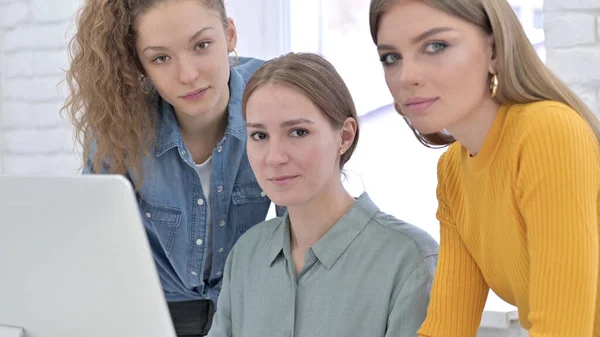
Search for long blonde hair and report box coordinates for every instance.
[61,0,228,178]
[370,0,600,147]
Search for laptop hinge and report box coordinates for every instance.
[0,325,25,337]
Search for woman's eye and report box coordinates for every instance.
[152,55,170,64]
[196,42,211,50]
[425,42,448,53]
[290,129,308,137]
[251,132,267,141]
[380,53,400,66]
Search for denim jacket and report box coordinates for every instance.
[84,57,278,303]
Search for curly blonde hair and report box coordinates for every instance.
[62,0,227,179]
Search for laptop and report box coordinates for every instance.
[0,175,176,337]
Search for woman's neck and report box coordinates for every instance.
[447,98,501,156]
[287,180,355,252]
[176,86,230,164]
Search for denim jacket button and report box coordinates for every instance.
[197,198,204,205]
[217,186,223,192]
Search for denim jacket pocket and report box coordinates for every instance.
[139,199,182,257]
[231,180,270,234]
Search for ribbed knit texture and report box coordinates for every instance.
[417,101,600,337]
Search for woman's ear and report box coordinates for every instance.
[339,117,357,153]
[487,34,497,74]
[226,18,238,52]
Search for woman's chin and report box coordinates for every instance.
[410,123,447,137]
[268,192,309,210]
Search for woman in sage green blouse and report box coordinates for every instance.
[207,52,439,337]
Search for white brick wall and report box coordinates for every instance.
[0,0,80,175]
[0,0,599,175]
[0,0,288,175]
[545,0,600,116]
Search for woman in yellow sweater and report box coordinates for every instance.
[369,0,600,336]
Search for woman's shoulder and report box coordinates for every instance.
[509,100,587,130]
[369,211,439,260]
[508,100,597,146]
[230,215,284,255]
[233,56,266,81]
[511,99,573,114]
[436,142,462,179]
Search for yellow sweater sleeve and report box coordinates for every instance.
[514,107,599,337]
[417,153,490,337]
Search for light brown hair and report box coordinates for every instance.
[242,52,360,169]
[370,0,600,148]
[61,0,228,178]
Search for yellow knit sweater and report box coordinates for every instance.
[417,101,600,337]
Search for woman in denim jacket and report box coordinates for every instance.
[62,1,279,336]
